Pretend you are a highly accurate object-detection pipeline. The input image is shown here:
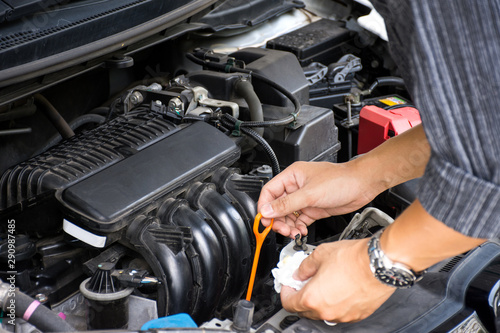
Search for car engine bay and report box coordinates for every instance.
[0,0,499,332]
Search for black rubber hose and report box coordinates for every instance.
[67,113,106,130]
[33,114,106,157]
[10,290,75,332]
[234,79,264,136]
[0,105,36,122]
[221,114,280,176]
[368,76,406,94]
[236,72,300,127]
[88,106,110,117]
[186,53,301,127]
[34,94,75,139]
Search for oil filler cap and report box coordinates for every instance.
[79,263,134,330]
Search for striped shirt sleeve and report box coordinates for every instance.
[371,0,500,239]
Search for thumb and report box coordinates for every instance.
[293,253,320,281]
[260,191,305,218]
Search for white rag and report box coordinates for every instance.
[272,251,310,293]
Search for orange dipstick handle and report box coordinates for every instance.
[246,213,274,301]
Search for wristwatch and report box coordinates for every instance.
[368,229,425,288]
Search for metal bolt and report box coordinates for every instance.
[130,91,144,105]
[168,98,184,114]
[346,99,353,126]
[146,83,162,92]
[256,165,272,177]
[36,293,48,303]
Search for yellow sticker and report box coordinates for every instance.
[379,96,407,106]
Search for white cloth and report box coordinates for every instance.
[272,251,310,293]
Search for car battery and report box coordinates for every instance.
[357,96,421,154]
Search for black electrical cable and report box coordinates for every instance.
[9,290,75,332]
[106,97,121,121]
[367,76,406,94]
[221,114,280,176]
[347,128,353,160]
[182,115,207,122]
[186,53,301,128]
[241,126,280,176]
[385,104,417,111]
[0,128,32,136]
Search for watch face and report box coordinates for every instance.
[374,267,415,288]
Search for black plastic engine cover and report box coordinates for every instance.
[229,48,310,107]
[0,112,184,233]
[59,121,240,233]
[263,104,340,167]
[266,19,353,66]
[0,112,181,211]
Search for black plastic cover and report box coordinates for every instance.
[59,121,240,232]
[229,48,310,106]
[0,0,181,69]
[266,19,353,66]
[0,2,11,22]
[0,112,179,212]
[0,0,67,22]
[197,0,304,31]
[261,104,340,168]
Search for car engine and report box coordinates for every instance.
[0,0,499,332]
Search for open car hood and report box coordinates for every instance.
[0,0,217,86]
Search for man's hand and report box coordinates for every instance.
[257,124,430,238]
[280,239,395,322]
[257,161,381,238]
[280,201,486,323]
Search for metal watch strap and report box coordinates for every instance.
[368,228,425,288]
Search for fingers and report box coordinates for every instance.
[280,286,321,320]
[293,250,320,281]
[260,190,306,219]
[271,220,291,237]
[280,286,305,314]
[257,162,317,237]
[264,216,307,238]
[294,218,309,237]
[280,240,397,323]
[257,164,303,215]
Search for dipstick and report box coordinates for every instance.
[246,213,274,301]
